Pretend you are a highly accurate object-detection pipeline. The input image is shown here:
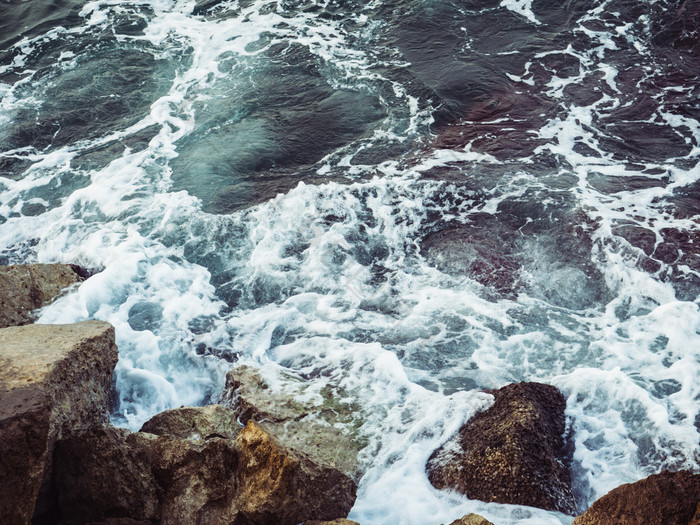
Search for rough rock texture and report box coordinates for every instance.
[234,420,357,525]
[426,382,577,515]
[571,470,700,525]
[690,502,700,525]
[53,409,356,525]
[0,321,118,525]
[446,514,494,525]
[0,263,84,328]
[140,403,240,441]
[222,365,365,478]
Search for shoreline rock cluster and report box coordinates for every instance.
[1,263,698,524]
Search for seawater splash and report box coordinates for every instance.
[1,0,699,523]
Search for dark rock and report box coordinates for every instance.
[54,428,160,524]
[0,264,84,328]
[426,382,577,515]
[572,470,700,525]
[233,420,357,525]
[0,321,118,525]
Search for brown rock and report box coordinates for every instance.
[222,365,365,479]
[447,514,494,525]
[140,404,240,441]
[571,470,700,525]
[426,382,577,515]
[234,420,357,525]
[690,502,700,525]
[0,321,118,525]
[0,264,84,328]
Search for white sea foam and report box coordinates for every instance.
[1,0,698,523]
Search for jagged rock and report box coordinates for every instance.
[221,364,365,478]
[571,470,700,525]
[446,514,494,525]
[234,420,357,525]
[426,382,577,515]
[53,409,356,525]
[0,321,118,525]
[0,263,84,328]
[140,404,240,441]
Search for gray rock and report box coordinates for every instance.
[140,404,240,441]
[0,321,118,525]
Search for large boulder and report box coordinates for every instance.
[572,470,700,525]
[234,420,357,525]
[222,365,365,479]
[0,263,85,328]
[53,407,357,525]
[426,382,577,515]
[0,321,118,525]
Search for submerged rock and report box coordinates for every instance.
[572,470,700,525]
[0,263,84,328]
[446,514,494,525]
[222,364,365,479]
[426,382,577,515]
[0,321,118,525]
[54,407,357,525]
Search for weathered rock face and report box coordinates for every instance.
[234,420,357,525]
[222,365,365,479]
[426,382,577,515]
[0,321,118,525]
[0,263,84,328]
[446,514,494,525]
[140,403,240,441]
[53,408,357,525]
[571,470,700,525]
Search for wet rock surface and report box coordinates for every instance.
[0,263,84,328]
[571,470,700,525]
[426,382,577,515]
[222,364,365,479]
[0,321,118,525]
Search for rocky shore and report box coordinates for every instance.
[1,264,698,524]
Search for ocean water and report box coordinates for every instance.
[1,0,698,523]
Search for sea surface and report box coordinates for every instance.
[1,0,699,523]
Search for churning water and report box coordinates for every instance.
[1,0,698,522]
